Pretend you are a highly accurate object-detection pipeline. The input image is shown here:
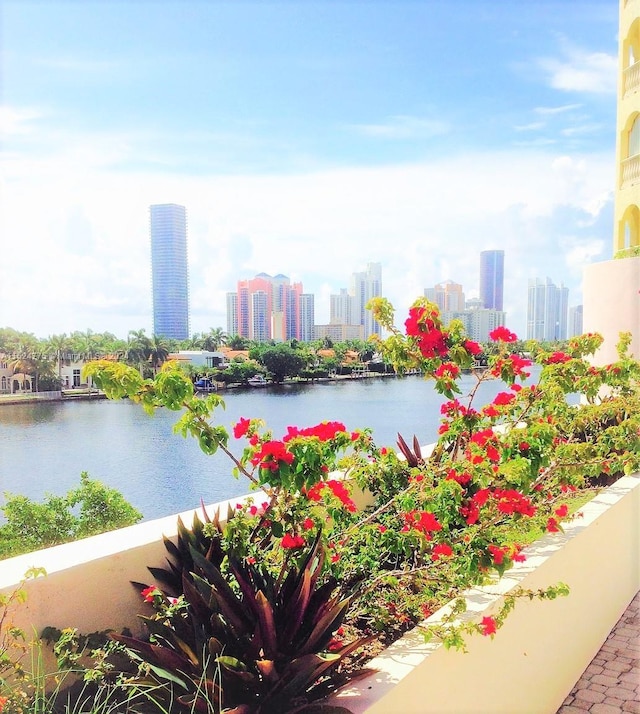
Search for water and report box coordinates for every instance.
[0,374,510,520]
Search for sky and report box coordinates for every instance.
[0,0,620,340]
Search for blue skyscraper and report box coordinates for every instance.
[479,250,504,311]
[150,204,189,340]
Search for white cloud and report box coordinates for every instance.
[560,123,603,137]
[534,103,583,115]
[349,115,450,139]
[538,48,616,94]
[514,122,546,132]
[0,106,46,136]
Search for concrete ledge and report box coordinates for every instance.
[0,497,245,638]
[330,473,640,714]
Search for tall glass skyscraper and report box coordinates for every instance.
[479,250,504,311]
[150,204,189,340]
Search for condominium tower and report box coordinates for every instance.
[526,278,568,342]
[479,250,504,311]
[228,273,312,342]
[150,204,189,340]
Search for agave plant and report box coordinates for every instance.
[113,533,370,713]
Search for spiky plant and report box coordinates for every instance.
[113,533,370,713]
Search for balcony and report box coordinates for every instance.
[1,474,638,713]
[623,60,640,96]
[621,153,640,188]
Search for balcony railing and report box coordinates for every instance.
[621,153,640,188]
[624,60,640,96]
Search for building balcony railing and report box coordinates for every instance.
[621,153,640,188]
[624,60,640,96]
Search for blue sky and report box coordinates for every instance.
[0,0,620,339]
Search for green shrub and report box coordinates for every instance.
[0,473,142,559]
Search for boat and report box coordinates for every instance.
[247,375,269,387]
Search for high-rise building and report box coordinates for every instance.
[230,273,307,342]
[350,262,382,339]
[150,204,189,340]
[330,289,353,326]
[424,280,465,312]
[300,294,315,342]
[568,305,584,338]
[479,250,504,311]
[527,278,569,342]
[226,292,238,337]
[329,264,383,339]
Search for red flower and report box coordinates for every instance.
[434,362,460,379]
[418,329,449,358]
[281,533,305,549]
[519,442,530,452]
[441,399,466,416]
[488,544,508,565]
[485,445,501,462]
[283,421,348,443]
[233,417,252,439]
[494,489,536,517]
[464,340,482,356]
[546,352,571,364]
[250,440,294,471]
[483,404,499,418]
[546,517,560,533]
[141,586,159,603]
[246,556,257,565]
[446,468,472,486]
[472,488,492,507]
[480,616,497,636]
[493,391,515,407]
[403,510,442,534]
[555,504,569,518]
[489,326,518,343]
[302,517,315,530]
[431,543,453,561]
[304,480,357,512]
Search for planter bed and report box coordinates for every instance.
[329,473,640,714]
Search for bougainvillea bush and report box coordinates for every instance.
[76,298,640,713]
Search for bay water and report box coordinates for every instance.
[0,374,510,521]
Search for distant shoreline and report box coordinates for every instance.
[0,371,411,406]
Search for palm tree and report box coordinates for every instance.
[71,329,99,360]
[45,333,72,383]
[126,329,152,375]
[200,327,226,352]
[148,335,171,371]
[227,334,249,350]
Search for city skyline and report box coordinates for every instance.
[1,2,619,339]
